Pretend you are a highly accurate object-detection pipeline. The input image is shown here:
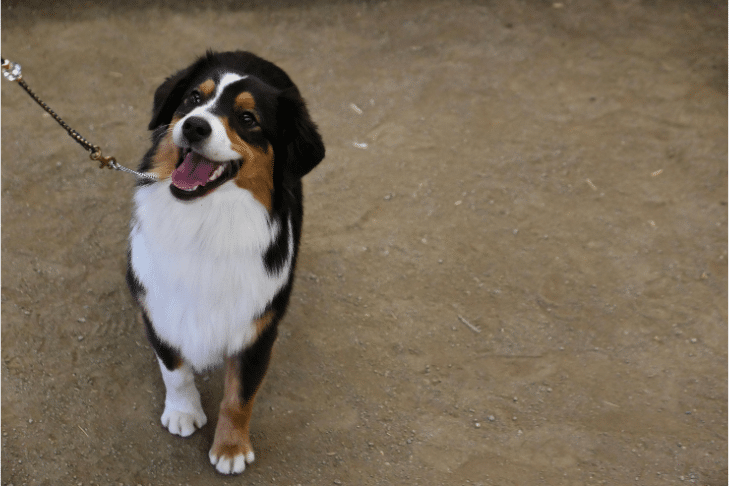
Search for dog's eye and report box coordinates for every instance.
[186,90,202,106]
[238,112,258,128]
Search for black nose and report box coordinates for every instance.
[181,116,212,143]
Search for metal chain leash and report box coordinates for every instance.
[1,57,157,181]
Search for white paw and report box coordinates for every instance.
[209,449,255,475]
[157,359,207,437]
[161,406,207,437]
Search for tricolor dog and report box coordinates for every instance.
[126,51,324,474]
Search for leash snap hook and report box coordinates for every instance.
[90,146,116,170]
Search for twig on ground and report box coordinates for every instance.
[458,315,481,333]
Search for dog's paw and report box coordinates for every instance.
[209,441,255,474]
[161,407,207,437]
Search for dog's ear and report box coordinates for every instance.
[278,88,325,180]
[148,66,194,131]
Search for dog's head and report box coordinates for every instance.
[145,51,324,206]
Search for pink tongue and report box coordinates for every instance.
[171,152,217,190]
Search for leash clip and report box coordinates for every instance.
[90,146,116,170]
[2,58,22,82]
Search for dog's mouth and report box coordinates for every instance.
[169,149,241,200]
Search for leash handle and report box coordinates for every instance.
[2,57,22,81]
[1,56,157,181]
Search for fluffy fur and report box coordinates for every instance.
[126,50,324,475]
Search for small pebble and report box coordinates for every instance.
[488,415,495,422]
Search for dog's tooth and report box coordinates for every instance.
[210,165,224,181]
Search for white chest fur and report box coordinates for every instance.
[130,181,293,371]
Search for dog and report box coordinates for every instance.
[126,50,324,475]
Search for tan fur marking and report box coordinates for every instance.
[210,357,256,462]
[150,118,181,180]
[199,79,216,97]
[222,119,274,212]
[234,92,256,112]
[255,312,275,336]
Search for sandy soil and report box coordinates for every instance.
[1,1,726,485]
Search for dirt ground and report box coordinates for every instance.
[1,1,726,485]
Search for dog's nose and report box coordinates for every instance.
[181,117,212,143]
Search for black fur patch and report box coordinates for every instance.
[264,213,291,275]
[237,323,278,404]
[125,251,146,303]
[142,311,181,371]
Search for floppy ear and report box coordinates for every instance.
[278,88,325,180]
[147,66,194,130]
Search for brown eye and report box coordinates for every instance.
[238,112,258,128]
[186,90,202,106]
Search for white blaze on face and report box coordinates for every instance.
[172,73,247,162]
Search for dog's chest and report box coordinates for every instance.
[130,182,292,370]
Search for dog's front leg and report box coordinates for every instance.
[209,323,277,475]
[208,356,256,474]
[142,310,208,437]
[158,358,208,437]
